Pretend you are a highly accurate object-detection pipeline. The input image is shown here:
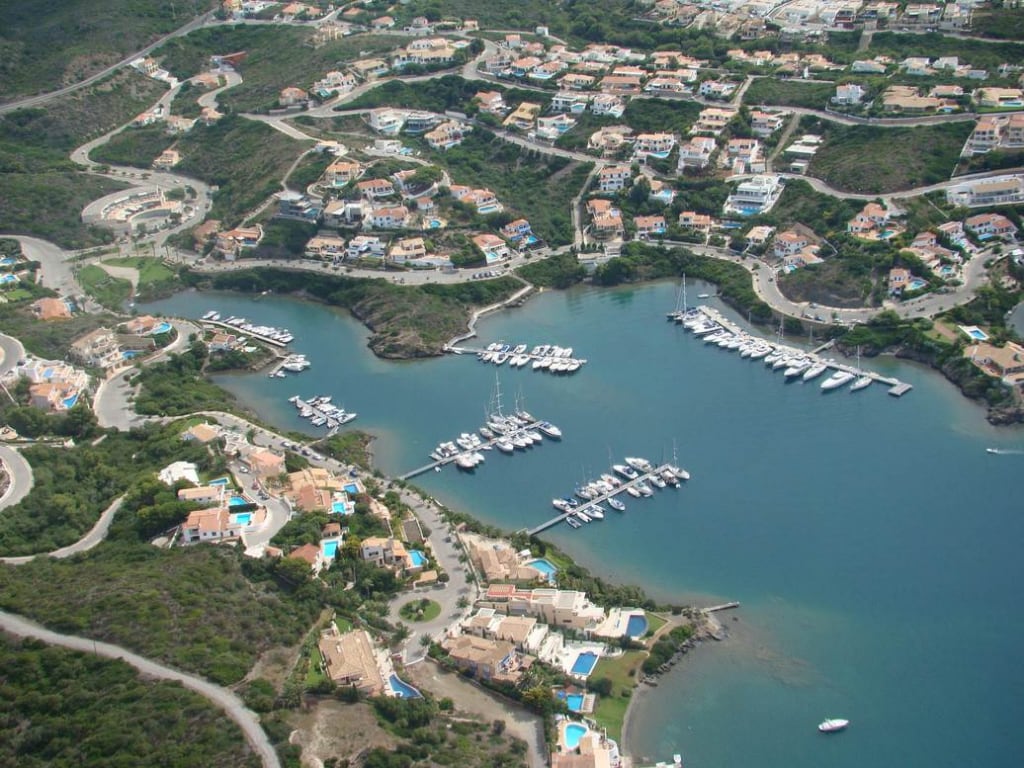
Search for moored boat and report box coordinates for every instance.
[821,370,856,391]
[818,719,849,733]
[607,497,626,512]
[850,375,872,392]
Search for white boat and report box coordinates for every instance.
[575,510,592,523]
[784,360,811,379]
[600,473,621,488]
[455,454,478,471]
[607,497,626,512]
[661,468,680,487]
[625,457,653,472]
[625,485,642,498]
[635,482,654,497]
[821,370,856,391]
[802,362,828,381]
[650,474,667,489]
[772,356,792,370]
[613,464,639,480]
[553,498,572,512]
[697,293,711,299]
[566,516,582,529]
[587,505,606,520]
[850,375,872,392]
[818,719,849,733]
[538,421,562,439]
[495,438,515,453]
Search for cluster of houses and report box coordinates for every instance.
[946,174,1024,208]
[0,249,30,295]
[2,356,89,413]
[131,69,225,132]
[962,114,1024,157]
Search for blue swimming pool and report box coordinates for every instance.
[564,723,589,750]
[231,512,252,525]
[908,278,928,291]
[626,613,648,638]
[409,550,427,567]
[209,477,229,486]
[429,219,443,228]
[331,500,352,515]
[478,203,501,214]
[150,321,172,335]
[228,495,248,506]
[389,674,422,698]
[0,256,15,266]
[523,234,539,245]
[527,558,558,581]
[122,350,139,360]
[343,483,359,494]
[322,540,339,558]
[557,691,585,712]
[570,652,598,676]
[62,393,79,409]
[0,273,18,284]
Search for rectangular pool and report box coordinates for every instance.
[231,512,252,525]
[343,483,359,495]
[228,495,248,506]
[409,550,427,567]
[570,651,599,677]
[208,477,229,486]
[526,558,558,581]
[322,540,339,558]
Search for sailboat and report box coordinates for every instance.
[850,346,872,392]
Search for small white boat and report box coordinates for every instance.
[613,464,639,480]
[495,438,515,453]
[625,486,642,498]
[624,457,653,472]
[553,498,572,512]
[635,482,654,497]
[607,497,626,512]
[818,719,849,733]
[697,293,710,299]
[575,510,592,523]
[821,370,856,391]
[802,362,828,382]
[538,421,562,439]
[650,474,667,489]
[566,516,582,529]
[587,505,606,520]
[849,375,872,392]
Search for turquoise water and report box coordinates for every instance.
[571,651,599,676]
[208,477,229,486]
[409,549,427,567]
[331,500,351,515]
[565,723,589,750]
[144,284,1024,768]
[231,512,252,525]
[389,673,422,698]
[228,495,247,506]
[625,614,648,638]
[527,557,558,580]
[322,540,338,558]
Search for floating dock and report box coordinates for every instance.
[446,344,588,374]
[675,306,912,397]
[526,462,682,536]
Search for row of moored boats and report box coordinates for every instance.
[268,354,311,378]
[676,309,873,393]
[478,343,586,374]
[202,311,295,344]
[431,410,563,471]
[554,456,690,529]
[288,394,357,428]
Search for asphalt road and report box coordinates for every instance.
[11,236,81,298]
[0,331,25,377]
[0,609,281,768]
[0,445,33,511]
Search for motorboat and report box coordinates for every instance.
[566,516,582,529]
[538,421,562,439]
[635,482,654,497]
[480,427,495,440]
[650,474,667,489]
[576,485,597,501]
[821,370,856,391]
[600,473,621,488]
[495,438,515,453]
[784,360,811,379]
[575,509,592,523]
[849,375,872,392]
[613,464,639,480]
[818,719,849,733]
[455,453,478,471]
[625,457,653,472]
[802,362,828,381]
[607,497,626,512]
[625,486,642,498]
[553,498,572,512]
[587,505,606,520]
[666,465,690,481]
[661,468,680,487]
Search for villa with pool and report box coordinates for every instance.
[318,622,420,699]
[552,720,622,768]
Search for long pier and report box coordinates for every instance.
[200,319,287,348]
[526,463,679,536]
[681,306,912,397]
[398,419,554,480]
[447,345,588,371]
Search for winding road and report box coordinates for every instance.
[0,445,33,511]
[0,609,281,768]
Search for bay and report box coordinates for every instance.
[145,282,1024,768]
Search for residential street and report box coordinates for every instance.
[0,445,33,511]
[0,495,127,566]
[0,608,282,768]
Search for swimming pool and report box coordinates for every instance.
[388,674,422,698]
[208,477,229,486]
[564,723,589,750]
[429,219,443,228]
[343,483,359,495]
[570,651,599,676]
[122,350,139,360]
[961,325,989,341]
[228,495,248,506]
[526,558,558,581]
[322,540,339,558]
[62,393,79,409]
[0,256,15,266]
[557,691,585,712]
[0,274,18,284]
[150,321,172,335]
[478,203,501,214]
[331,500,352,515]
[626,613,648,638]
[231,512,252,525]
[523,234,539,245]
[409,550,427,567]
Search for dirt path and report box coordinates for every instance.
[97,261,140,291]
[404,660,546,768]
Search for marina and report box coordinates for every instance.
[267,353,311,378]
[527,456,690,536]
[201,311,295,347]
[287,394,357,431]
[448,341,588,375]
[671,305,912,397]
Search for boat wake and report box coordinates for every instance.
[986,448,1024,455]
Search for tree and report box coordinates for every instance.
[275,556,312,587]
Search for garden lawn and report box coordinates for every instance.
[590,649,645,742]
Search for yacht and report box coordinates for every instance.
[576,485,597,501]
[749,346,772,360]
[635,482,654,497]
[661,468,680,487]
[566,516,582,529]
[526,429,543,443]
[818,719,849,733]
[650,474,667,489]
[495,437,515,453]
[538,421,562,439]
[802,362,828,381]
[784,360,811,379]
[625,457,654,472]
[511,434,530,449]
[574,509,592,523]
[607,497,626,512]
[600,473,622,488]
[821,370,856,391]
[666,464,690,482]
[479,427,495,440]
[625,486,642,498]
[587,505,606,520]
[552,498,572,512]
[772,356,793,371]
[850,375,873,392]
[613,464,639,480]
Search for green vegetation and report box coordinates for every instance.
[622,98,702,134]
[516,251,586,289]
[0,635,259,768]
[251,220,318,259]
[345,74,542,114]
[319,431,374,470]
[0,421,214,556]
[751,179,859,238]
[866,32,1024,74]
[0,0,205,102]
[642,624,695,675]
[0,306,120,360]
[421,129,592,246]
[176,115,311,225]
[286,151,334,191]
[742,78,836,109]
[133,340,239,416]
[89,124,176,168]
[192,268,522,358]
[78,264,133,310]
[398,598,441,622]
[105,255,177,290]
[804,118,972,194]
[971,8,1024,40]
[155,27,401,112]
[590,650,645,741]
[0,544,321,685]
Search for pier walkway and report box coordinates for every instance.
[688,307,912,397]
[526,463,677,536]
[447,345,587,370]
[200,319,287,348]
[398,419,552,480]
